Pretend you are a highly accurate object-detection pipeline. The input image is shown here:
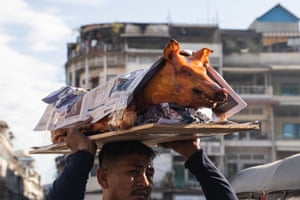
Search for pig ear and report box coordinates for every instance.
[163,39,180,61]
[193,48,213,66]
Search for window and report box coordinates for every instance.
[283,123,300,139]
[75,77,80,87]
[253,154,265,160]
[252,108,263,115]
[275,107,300,117]
[173,156,198,188]
[91,77,99,88]
[280,83,299,96]
[107,74,117,81]
[239,108,250,115]
[68,73,72,85]
[127,55,137,63]
[240,154,251,160]
[227,163,237,177]
[173,165,185,188]
[238,108,263,115]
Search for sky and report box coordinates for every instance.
[0,0,299,185]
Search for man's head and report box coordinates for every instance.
[97,140,156,200]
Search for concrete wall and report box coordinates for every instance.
[224,52,300,66]
[250,22,299,32]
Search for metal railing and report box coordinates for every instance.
[231,85,272,95]
[224,131,268,141]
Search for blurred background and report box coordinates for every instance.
[0,0,300,199]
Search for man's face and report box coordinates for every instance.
[100,153,154,200]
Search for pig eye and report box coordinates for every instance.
[180,68,192,76]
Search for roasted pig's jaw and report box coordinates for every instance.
[191,87,228,109]
[214,88,228,103]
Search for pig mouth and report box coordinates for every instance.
[192,88,226,108]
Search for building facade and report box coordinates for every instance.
[63,3,300,199]
[0,121,44,200]
[222,3,300,177]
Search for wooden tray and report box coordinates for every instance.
[29,121,260,154]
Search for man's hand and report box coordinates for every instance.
[51,128,67,144]
[64,117,97,155]
[51,117,97,155]
[158,139,200,160]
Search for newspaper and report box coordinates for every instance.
[34,58,164,131]
[206,65,247,119]
[34,56,247,131]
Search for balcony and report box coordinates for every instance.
[231,85,273,99]
[200,141,224,156]
[224,131,272,147]
[272,95,300,105]
[275,140,300,151]
[67,50,126,70]
[224,52,300,66]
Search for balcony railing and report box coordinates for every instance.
[275,136,300,151]
[225,131,268,141]
[231,85,272,96]
[200,140,224,155]
[68,43,125,59]
[68,51,126,69]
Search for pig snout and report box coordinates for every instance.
[214,88,228,103]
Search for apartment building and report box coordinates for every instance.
[63,3,300,199]
[0,121,44,200]
[222,4,300,177]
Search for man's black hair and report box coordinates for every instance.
[98,140,156,167]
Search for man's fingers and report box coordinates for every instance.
[69,117,93,134]
[51,117,93,144]
[51,129,67,143]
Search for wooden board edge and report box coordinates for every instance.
[29,121,260,154]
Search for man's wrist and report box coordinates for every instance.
[77,142,97,155]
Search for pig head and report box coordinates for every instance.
[139,39,228,110]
